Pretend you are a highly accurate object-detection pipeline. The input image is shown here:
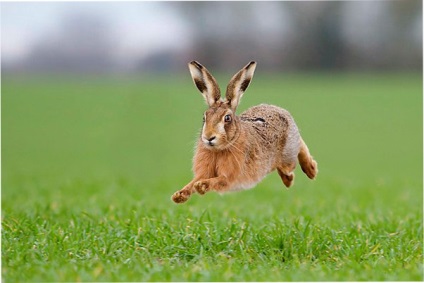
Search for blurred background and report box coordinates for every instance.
[2,1,422,74]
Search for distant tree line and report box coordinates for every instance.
[3,1,422,74]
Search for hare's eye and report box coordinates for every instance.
[224,114,232,123]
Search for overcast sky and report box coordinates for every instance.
[1,1,421,72]
[1,2,192,64]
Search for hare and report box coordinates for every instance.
[171,61,318,204]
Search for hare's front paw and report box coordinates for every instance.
[171,190,190,203]
[194,180,209,195]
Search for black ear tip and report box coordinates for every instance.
[189,61,203,69]
[247,61,257,68]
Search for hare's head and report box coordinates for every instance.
[188,61,256,150]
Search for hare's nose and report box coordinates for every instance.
[207,136,216,142]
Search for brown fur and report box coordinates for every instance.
[171,61,318,204]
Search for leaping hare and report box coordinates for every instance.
[171,61,318,204]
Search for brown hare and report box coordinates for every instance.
[171,61,318,204]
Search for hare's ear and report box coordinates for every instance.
[188,61,221,107]
[225,61,256,111]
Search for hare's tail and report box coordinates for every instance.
[298,137,318,179]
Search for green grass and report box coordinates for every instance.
[2,72,423,281]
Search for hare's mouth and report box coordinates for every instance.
[203,139,217,147]
[202,137,227,150]
[202,135,217,146]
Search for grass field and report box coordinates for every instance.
[2,72,423,281]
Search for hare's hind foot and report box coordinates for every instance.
[298,138,318,179]
[301,158,318,179]
[277,163,296,188]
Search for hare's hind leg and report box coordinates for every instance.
[298,137,318,179]
[277,162,296,188]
